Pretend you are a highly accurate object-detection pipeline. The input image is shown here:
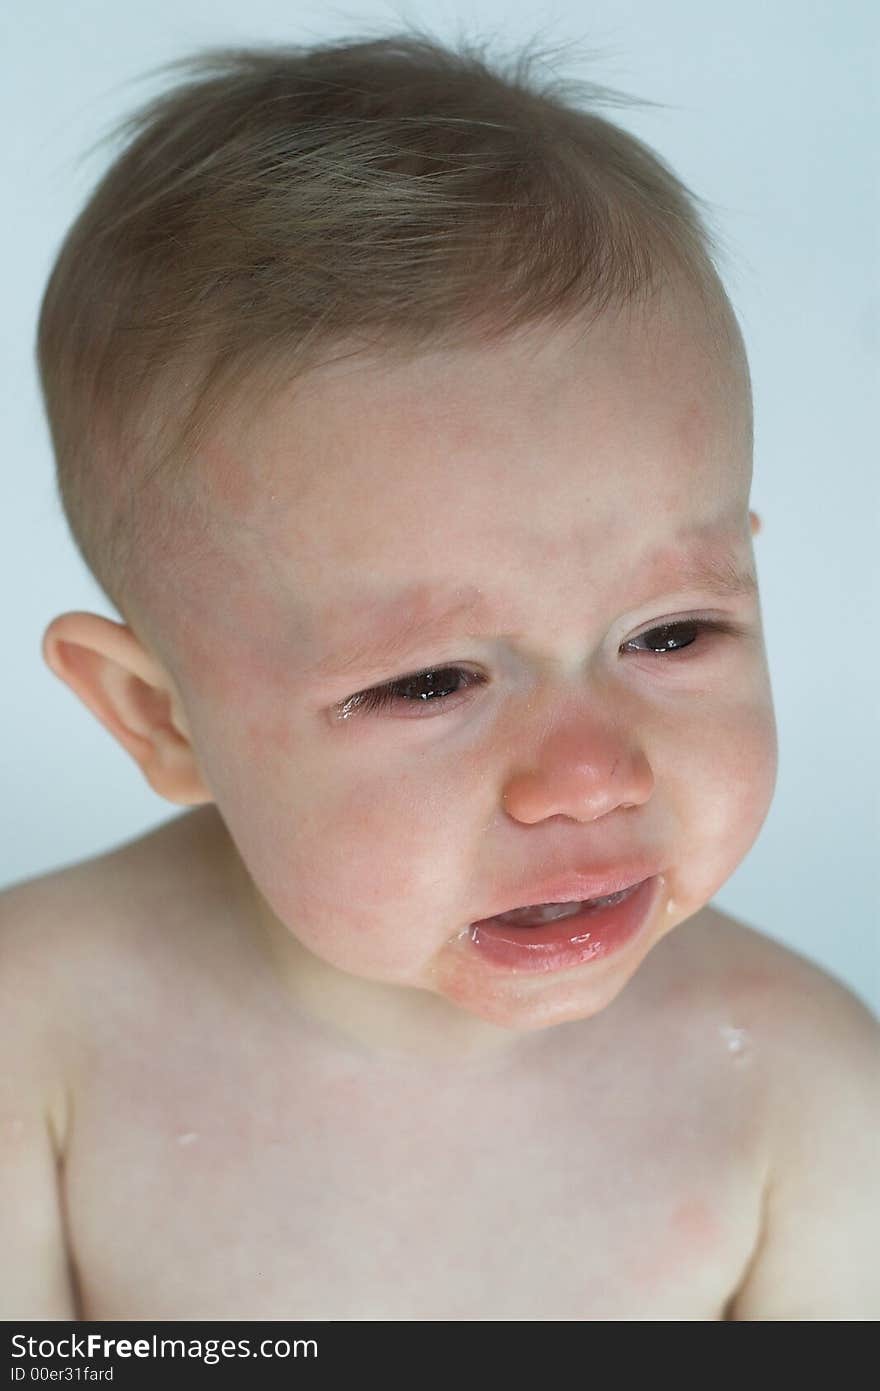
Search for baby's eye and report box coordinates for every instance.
[336,667,484,718]
[622,618,738,657]
[335,619,741,719]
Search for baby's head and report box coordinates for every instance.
[37,28,776,1043]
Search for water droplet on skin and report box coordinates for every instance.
[176,1131,199,1146]
[720,1025,750,1060]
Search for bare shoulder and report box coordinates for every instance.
[0,807,257,1061]
[0,811,221,1319]
[0,834,143,1318]
[638,898,878,1124]
[0,810,221,1034]
[684,907,880,1319]
[662,900,878,1083]
[699,900,879,1132]
[1,806,218,915]
[687,900,878,1035]
[0,808,230,952]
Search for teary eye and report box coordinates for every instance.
[334,617,743,719]
[337,667,484,717]
[623,618,738,656]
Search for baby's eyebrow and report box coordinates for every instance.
[309,544,758,682]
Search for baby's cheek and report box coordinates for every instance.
[310,762,447,879]
[243,755,450,957]
[716,696,778,826]
[683,694,778,903]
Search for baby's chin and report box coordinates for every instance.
[426,950,647,1035]
[424,878,684,1033]
[449,993,615,1034]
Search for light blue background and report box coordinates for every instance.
[3,0,877,1015]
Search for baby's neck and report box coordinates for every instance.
[250,904,537,1068]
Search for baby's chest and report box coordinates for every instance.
[67,1061,762,1320]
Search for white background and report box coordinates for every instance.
[3,0,877,1014]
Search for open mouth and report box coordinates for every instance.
[488,888,635,928]
[466,877,659,973]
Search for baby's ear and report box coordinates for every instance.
[41,611,213,807]
[749,510,762,536]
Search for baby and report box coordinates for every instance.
[4,29,877,1321]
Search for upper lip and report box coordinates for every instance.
[472,861,662,923]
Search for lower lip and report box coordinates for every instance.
[467,876,661,974]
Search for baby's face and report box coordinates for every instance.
[159,285,776,1034]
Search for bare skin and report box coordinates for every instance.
[12,804,781,1320]
[12,288,877,1318]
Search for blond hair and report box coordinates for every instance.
[35,24,734,642]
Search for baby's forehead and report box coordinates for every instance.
[155,427,754,704]
[197,301,746,516]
